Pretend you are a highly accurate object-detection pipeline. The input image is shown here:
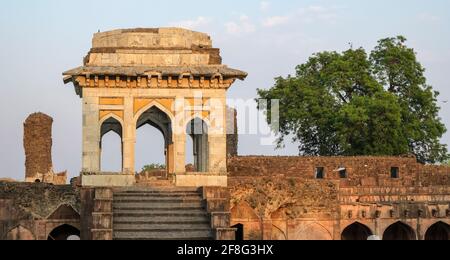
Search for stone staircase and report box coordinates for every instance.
[112,188,214,240]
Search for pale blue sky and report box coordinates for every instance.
[1,0,450,180]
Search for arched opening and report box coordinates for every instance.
[6,226,35,240]
[341,222,373,240]
[425,222,450,240]
[34,179,41,183]
[136,106,172,176]
[232,224,244,241]
[48,224,80,241]
[185,134,195,171]
[383,222,416,240]
[100,117,123,172]
[186,118,209,172]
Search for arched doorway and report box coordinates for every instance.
[48,224,80,240]
[100,117,123,172]
[186,118,209,172]
[232,224,244,241]
[341,222,373,240]
[425,222,450,240]
[383,222,416,240]
[136,106,173,175]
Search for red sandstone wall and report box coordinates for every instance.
[228,156,450,240]
[228,156,450,187]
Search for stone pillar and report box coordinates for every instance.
[167,143,175,174]
[173,97,186,174]
[208,96,227,173]
[23,113,53,182]
[208,134,227,173]
[226,107,238,157]
[122,96,135,174]
[173,134,186,174]
[417,217,423,240]
[91,188,113,240]
[82,95,101,172]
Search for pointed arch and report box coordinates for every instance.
[185,113,212,131]
[100,112,124,127]
[292,222,333,240]
[100,116,123,172]
[135,104,173,174]
[271,224,287,240]
[425,221,450,240]
[134,100,175,124]
[341,222,373,240]
[47,224,80,241]
[46,204,80,220]
[383,221,416,240]
[100,116,123,138]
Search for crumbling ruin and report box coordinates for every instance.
[23,113,66,185]
[0,28,448,241]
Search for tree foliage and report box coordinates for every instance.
[141,164,166,172]
[257,36,448,163]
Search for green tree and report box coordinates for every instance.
[258,36,448,163]
[141,164,166,172]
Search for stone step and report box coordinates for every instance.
[114,219,209,224]
[115,188,199,193]
[114,206,205,212]
[114,223,211,230]
[112,188,213,240]
[113,210,207,216]
[113,202,204,209]
[113,215,210,223]
[113,197,203,203]
[114,193,202,198]
[136,183,174,187]
[113,230,213,240]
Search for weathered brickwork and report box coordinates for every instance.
[1,27,448,240]
[228,156,450,240]
[23,113,67,184]
[0,182,80,240]
[24,113,53,181]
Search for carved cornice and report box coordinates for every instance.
[71,75,236,89]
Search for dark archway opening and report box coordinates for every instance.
[100,117,123,172]
[48,224,80,241]
[383,222,416,240]
[186,118,209,172]
[232,224,244,241]
[136,106,172,175]
[425,222,450,240]
[341,222,373,240]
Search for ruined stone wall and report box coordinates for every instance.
[23,113,67,184]
[228,176,340,240]
[228,156,450,187]
[228,156,450,240]
[24,113,53,181]
[0,182,80,240]
[419,165,450,187]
